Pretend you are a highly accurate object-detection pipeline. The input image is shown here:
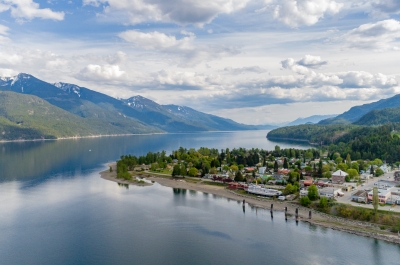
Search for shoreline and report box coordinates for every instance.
[99,165,400,245]
[0,132,167,143]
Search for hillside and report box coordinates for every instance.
[319,94,400,124]
[354,107,400,126]
[266,124,358,145]
[0,91,158,140]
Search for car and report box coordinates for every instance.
[278,196,286,201]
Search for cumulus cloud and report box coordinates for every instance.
[342,19,400,51]
[223,66,267,74]
[373,0,400,14]
[0,0,64,21]
[0,68,18,77]
[280,55,397,89]
[262,0,343,27]
[76,64,127,81]
[154,69,222,89]
[84,0,249,26]
[118,30,193,50]
[0,52,23,65]
[296,54,327,68]
[119,30,239,67]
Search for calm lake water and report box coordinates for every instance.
[1,131,400,265]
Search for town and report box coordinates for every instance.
[116,146,400,212]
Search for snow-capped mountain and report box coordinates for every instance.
[122,96,165,112]
[0,73,263,133]
[54,82,81,97]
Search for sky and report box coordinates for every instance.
[0,0,400,125]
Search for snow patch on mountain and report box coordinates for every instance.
[54,82,81,97]
[123,95,163,111]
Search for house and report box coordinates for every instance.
[277,169,289,175]
[316,179,330,187]
[273,173,285,180]
[351,190,368,203]
[380,164,391,173]
[300,189,308,197]
[259,167,267,175]
[319,187,343,198]
[332,170,348,184]
[300,179,313,187]
[360,173,372,181]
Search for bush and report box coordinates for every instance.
[300,196,311,206]
[307,185,318,201]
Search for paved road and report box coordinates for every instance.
[335,171,400,212]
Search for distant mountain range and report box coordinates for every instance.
[319,94,400,125]
[286,114,338,126]
[0,73,277,140]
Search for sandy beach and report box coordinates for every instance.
[100,165,400,245]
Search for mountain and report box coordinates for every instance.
[286,114,337,126]
[163,104,258,131]
[0,73,264,139]
[319,94,400,124]
[122,96,209,132]
[0,91,141,140]
[354,107,400,126]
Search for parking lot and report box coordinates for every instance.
[335,171,400,212]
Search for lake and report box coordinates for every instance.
[1,131,400,265]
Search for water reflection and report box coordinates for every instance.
[118,183,129,189]
[173,188,187,195]
[0,130,311,183]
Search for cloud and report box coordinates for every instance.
[373,0,400,14]
[223,66,267,74]
[154,69,222,90]
[0,24,9,35]
[0,68,18,77]
[296,54,327,68]
[342,19,400,51]
[76,64,127,81]
[118,30,193,50]
[0,0,64,21]
[84,0,250,26]
[119,30,239,67]
[338,71,398,88]
[0,52,23,65]
[262,0,343,27]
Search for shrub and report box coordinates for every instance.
[300,196,311,206]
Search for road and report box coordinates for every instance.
[335,170,400,212]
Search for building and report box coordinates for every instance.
[351,190,368,203]
[332,170,348,184]
[368,188,392,204]
[259,167,266,175]
[319,187,343,198]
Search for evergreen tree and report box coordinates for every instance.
[274,161,278,172]
[318,160,323,177]
[283,158,289,169]
[234,170,244,182]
